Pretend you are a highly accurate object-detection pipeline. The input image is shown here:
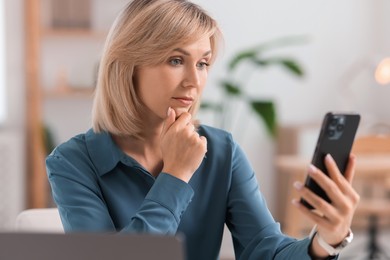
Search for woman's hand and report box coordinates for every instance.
[292,154,360,258]
[160,107,207,183]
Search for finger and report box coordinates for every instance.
[308,163,360,216]
[295,180,338,218]
[341,154,360,206]
[343,154,356,183]
[292,199,334,230]
[161,107,176,136]
[305,165,347,208]
[174,112,192,129]
[325,154,356,195]
[324,154,344,184]
[186,123,196,133]
[200,135,207,150]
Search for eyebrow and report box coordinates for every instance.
[173,48,212,57]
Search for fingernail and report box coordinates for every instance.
[325,154,332,162]
[291,199,300,206]
[308,164,317,174]
[294,181,303,190]
[167,107,172,117]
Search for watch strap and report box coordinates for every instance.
[309,225,354,256]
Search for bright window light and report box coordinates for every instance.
[0,0,6,124]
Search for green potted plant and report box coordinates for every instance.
[202,36,307,137]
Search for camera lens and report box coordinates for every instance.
[330,118,338,126]
[328,129,335,137]
[336,124,344,131]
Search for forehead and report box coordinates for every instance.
[171,36,212,54]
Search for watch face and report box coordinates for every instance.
[338,230,353,249]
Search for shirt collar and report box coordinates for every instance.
[85,129,139,176]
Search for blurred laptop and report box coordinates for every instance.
[0,232,185,260]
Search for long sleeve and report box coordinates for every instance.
[46,139,194,235]
[226,141,314,259]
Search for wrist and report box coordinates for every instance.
[162,168,191,183]
[317,230,353,256]
[308,225,353,257]
[309,234,332,259]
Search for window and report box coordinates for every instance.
[0,0,6,124]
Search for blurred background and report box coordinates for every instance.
[1,0,390,259]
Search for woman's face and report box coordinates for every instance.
[135,36,212,121]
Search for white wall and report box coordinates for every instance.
[371,0,390,122]
[0,0,25,230]
[0,0,5,123]
[3,0,25,129]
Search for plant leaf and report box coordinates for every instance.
[250,101,277,137]
[222,81,241,96]
[250,58,271,67]
[228,50,256,71]
[250,57,304,77]
[228,35,309,72]
[280,59,304,76]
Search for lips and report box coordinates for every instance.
[172,97,194,106]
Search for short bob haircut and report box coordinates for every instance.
[92,0,222,139]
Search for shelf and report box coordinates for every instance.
[25,0,117,209]
[41,27,107,39]
[44,86,95,98]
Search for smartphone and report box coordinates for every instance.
[300,112,361,210]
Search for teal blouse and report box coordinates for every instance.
[46,125,318,260]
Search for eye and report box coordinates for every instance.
[197,62,210,69]
[169,57,183,66]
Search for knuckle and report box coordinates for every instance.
[182,112,192,121]
[352,192,360,205]
[342,201,353,212]
[316,199,328,209]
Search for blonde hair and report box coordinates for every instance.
[92,0,222,138]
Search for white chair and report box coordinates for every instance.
[15,208,64,233]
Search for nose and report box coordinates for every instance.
[182,65,201,88]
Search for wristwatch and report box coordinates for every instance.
[309,225,354,256]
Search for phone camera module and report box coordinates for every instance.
[327,116,345,140]
[336,124,344,131]
[327,129,335,137]
[330,118,338,126]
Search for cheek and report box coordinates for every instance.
[137,71,162,99]
[199,72,208,90]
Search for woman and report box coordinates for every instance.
[46,0,360,259]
